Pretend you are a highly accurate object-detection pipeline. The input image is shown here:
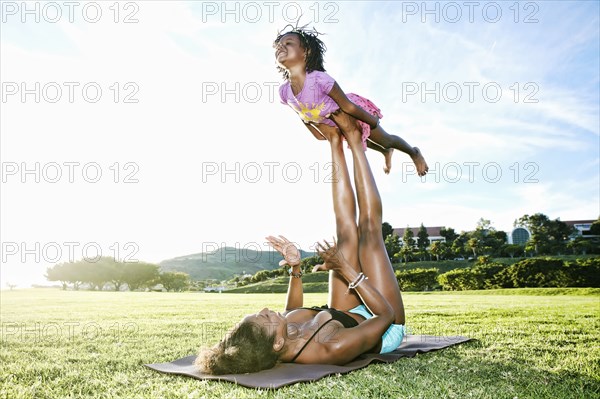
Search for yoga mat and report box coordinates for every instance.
[145,334,473,389]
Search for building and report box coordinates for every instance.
[564,220,597,238]
[392,226,445,245]
[508,227,530,245]
[394,219,597,247]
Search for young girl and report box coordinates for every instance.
[273,24,428,176]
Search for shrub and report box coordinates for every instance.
[472,263,509,289]
[395,268,439,291]
[251,270,270,283]
[563,258,600,287]
[495,258,570,288]
[437,268,482,291]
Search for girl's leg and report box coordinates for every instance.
[366,140,394,175]
[319,125,363,310]
[338,119,406,325]
[369,125,428,177]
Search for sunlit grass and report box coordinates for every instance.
[1,289,598,398]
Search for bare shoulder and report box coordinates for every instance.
[283,308,318,323]
[286,312,349,364]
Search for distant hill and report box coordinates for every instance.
[159,246,315,281]
[226,272,329,293]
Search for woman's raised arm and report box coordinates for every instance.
[265,235,303,311]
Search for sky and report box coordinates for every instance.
[1,1,599,288]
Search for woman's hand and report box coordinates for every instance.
[265,235,301,267]
[312,238,348,273]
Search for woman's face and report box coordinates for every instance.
[243,307,287,338]
[274,33,305,67]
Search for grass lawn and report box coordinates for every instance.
[1,288,598,398]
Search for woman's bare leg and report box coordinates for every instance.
[317,125,362,310]
[331,114,406,324]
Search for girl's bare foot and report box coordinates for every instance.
[383,148,394,174]
[411,147,429,176]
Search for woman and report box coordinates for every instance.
[195,112,407,374]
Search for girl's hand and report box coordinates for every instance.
[265,235,301,267]
[312,238,347,272]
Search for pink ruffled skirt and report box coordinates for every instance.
[345,93,384,151]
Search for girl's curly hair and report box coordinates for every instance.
[194,320,279,375]
[273,22,327,81]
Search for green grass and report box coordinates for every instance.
[1,289,598,398]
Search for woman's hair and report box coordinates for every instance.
[194,320,279,375]
[273,23,327,81]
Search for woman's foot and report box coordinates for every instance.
[410,147,428,176]
[315,122,342,143]
[383,148,394,174]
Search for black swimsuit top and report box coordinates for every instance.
[290,305,359,363]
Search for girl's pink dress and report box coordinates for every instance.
[279,70,383,151]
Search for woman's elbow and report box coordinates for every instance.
[382,304,395,325]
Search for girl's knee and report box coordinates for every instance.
[370,129,391,147]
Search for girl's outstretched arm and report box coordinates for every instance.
[327,82,379,129]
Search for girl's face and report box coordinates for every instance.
[275,33,306,67]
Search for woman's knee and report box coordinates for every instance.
[358,229,385,251]
[358,212,382,235]
[336,218,357,236]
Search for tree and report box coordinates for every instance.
[45,261,85,290]
[451,232,469,258]
[300,254,323,274]
[160,272,191,292]
[567,237,593,255]
[384,233,402,263]
[486,230,508,256]
[467,237,481,258]
[382,222,394,240]
[590,219,600,235]
[46,262,70,290]
[429,241,450,261]
[416,224,430,260]
[251,270,270,283]
[471,218,506,256]
[476,218,492,231]
[6,282,17,290]
[400,227,416,264]
[79,257,114,290]
[515,213,575,255]
[501,244,523,258]
[122,262,160,291]
[440,227,459,244]
[107,261,126,291]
